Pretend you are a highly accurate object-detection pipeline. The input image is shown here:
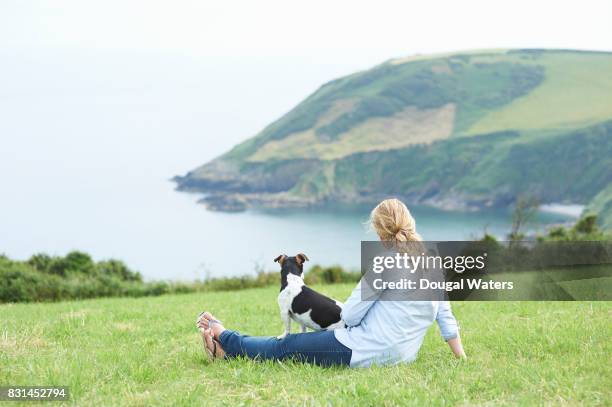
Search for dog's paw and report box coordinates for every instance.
[276,333,288,340]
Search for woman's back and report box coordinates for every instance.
[334,198,462,366]
[334,281,456,367]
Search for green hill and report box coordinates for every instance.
[174,49,612,227]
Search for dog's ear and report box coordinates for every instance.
[274,254,287,265]
[296,253,309,265]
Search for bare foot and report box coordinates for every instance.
[196,312,226,340]
[200,328,225,360]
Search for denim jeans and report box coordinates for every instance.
[218,329,352,367]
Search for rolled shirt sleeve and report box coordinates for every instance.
[436,301,459,341]
[341,281,377,327]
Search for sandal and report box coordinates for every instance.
[205,333,218,360]
[196,312,223,361]
[196,311,222,330]
[201,329,224,361]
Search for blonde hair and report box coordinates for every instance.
[369,198,422,242]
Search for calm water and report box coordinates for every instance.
[0,168,570,281]
[0,50,572,280]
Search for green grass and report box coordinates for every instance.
[2,284,610,406]
[466,51,612,134]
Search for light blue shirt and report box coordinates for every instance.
[334,281,459,367]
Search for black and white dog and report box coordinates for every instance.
[274,253,344,339]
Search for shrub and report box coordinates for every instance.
[97,259,143,282]
[0,250,360,303]
[305,265,360,285]
[27,253,53,272]
[540,214,610,241]
[47,251,96,277]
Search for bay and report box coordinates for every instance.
[0,50,573,280]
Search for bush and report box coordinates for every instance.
[200,271,278,292]
[27,253,53,272]
[0,252,149,303]
[48,251,96,277]
[0,251,360,303]
[539,214,610,241]
[305,265,360,285]
[97,259,143,282]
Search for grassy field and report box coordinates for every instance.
[2,284,611,406]
[248,103,455,162]
[465,52,612,135]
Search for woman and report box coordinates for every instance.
[197,198,466,367]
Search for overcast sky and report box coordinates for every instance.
[1,0,611,168]
[2,0,611,169]
[0,0,610,274]
[2,0,611,59]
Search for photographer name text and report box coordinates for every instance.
[372,278,514,291]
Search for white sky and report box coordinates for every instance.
[2,0,611,58]
[0,0,610,274]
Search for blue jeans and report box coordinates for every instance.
[218,329,352,367]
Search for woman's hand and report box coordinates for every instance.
[447,336,467,359]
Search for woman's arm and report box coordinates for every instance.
[341,280,377,327]
[436,301,466,358]
[447,337,466,359]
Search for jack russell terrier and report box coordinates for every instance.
[275,253,345,339]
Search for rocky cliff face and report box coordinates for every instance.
[174,158,324,211]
